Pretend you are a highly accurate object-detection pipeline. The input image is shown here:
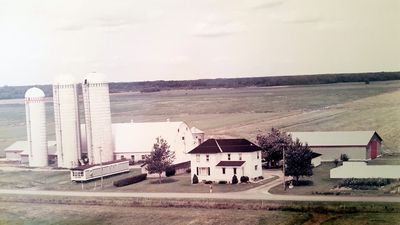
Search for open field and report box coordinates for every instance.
[2,80,400,158]
[0,201,400,225]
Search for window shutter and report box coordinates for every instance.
[196,167,199,175]
[208,167,210,176]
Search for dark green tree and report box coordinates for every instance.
[284,138,313,185]
[257,128,292,167]
[232,175,238,184]
[144,137,175,184]
[192,174,199,184]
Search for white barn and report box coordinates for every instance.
[80,121,204,164]
[290,131,382,162]
[188,139,262,183]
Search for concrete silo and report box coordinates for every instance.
[25,87,48,167]
[82,73,113,164]
[53,76,82,168]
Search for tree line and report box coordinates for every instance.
[1,71,399,100]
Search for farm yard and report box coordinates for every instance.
[1,80,400,158]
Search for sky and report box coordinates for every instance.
[0,0,399,86]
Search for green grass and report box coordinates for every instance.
[2,80,400,157]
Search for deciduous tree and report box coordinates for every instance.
[144,137,175,184]
[284,138,314,185]
[257,128,292,167]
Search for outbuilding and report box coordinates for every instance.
[188,138,262,183]
[290,131,382,162]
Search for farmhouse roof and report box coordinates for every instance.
[71,159,128,171]
[216,161,245,167]
[188,139,262,154]
[311,152,322,158]
[289,131,382,147]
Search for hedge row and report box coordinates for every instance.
[339,178,391,189]
[113,174,147,187]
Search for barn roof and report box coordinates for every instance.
[289,131,382,147]
[5,141,57,155]
[112,121,192,153]
[188,139,262,154]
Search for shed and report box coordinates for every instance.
[290,131,382,161]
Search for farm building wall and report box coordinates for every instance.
[311,156,322,167]
[330,162,400,179]
[311,146,367,161]
[5,151,22,161]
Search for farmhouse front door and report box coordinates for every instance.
[370,141,378,159]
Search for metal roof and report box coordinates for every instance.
[5,141,57,155]
[289,131,382,147]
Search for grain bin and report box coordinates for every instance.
[53,75,82,168]
[25,87,48,167]
[82,73,113,164]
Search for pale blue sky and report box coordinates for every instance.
[0,0,399,85]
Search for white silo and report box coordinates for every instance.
[25,87,48,167]
[53,76,82,168]
[82,73,113,164]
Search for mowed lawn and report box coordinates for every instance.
[0,168,277,193]
[1,80,400,157]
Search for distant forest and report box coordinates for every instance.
[1,71,399,100]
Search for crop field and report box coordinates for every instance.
[1,80,400,157]
[0,202,399,225]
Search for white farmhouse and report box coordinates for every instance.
[188,139,262,183]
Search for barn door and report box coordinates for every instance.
[370,141,377,159]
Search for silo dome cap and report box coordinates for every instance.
[25,87,45,98]
[84,72,107,84]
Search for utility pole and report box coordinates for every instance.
[99,146,103,189]
[282,145,286,191]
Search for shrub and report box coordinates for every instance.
[192,174,199,184]
[218,181,227,184]
[240,176,249,183]
[232,175,238,184]
[186,168,191,173]
[340,154,349,161]
[165,166,176,177]
[113,174,147,187]
[204,181,213,184]
[333,159,339,167]
[258,176,264,180]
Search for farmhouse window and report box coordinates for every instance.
[141,155,145,160]
[196,167,199,175]
[208,167,211,176]
[255,165,258,171]
[257,152,260,159]
[222,168,226,174]
[196,154,200,162]
[239,153,242,160]
[228,154,231,160]
[182,136,185,140]
[206,155,209,162]
[233,168,237,175]
[199,167,209,176]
